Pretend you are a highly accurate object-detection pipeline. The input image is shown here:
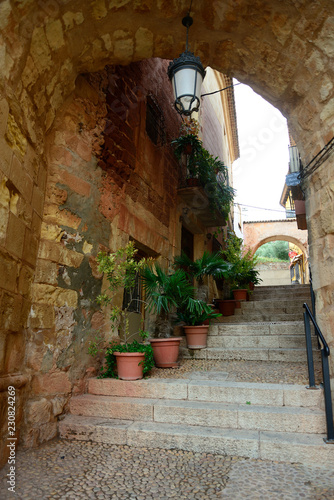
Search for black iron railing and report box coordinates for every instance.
[309,267,316,320]
[303,302,334,443]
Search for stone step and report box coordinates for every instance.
[69,394,326,434]
[59,415,334,467]
[181,346,314,363]
[252,289,311,299]
[238,300,308,312]
[218,313,304,323]
[255,285,310,291]
[87,378,323,408]
[209,322,306,337]
[207,334,316,349]
[234,309,304,319]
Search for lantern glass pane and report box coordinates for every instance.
[173,67,203,111]
[174,67,196,98]
[195,72,204,102]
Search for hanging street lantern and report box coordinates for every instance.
[167,15,206,116]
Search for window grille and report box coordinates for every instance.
[122,272,142,314]
[146,94,166,146]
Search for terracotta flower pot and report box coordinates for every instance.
[183,325,209,349]
[217,299,235,316]
[186,178,199,187]
[232,289,248,302]
[114,352,145,381]
[149,337,182,368]
[184,143,193,155]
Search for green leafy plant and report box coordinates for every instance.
[97,241,150,342]
[141,264,207,338]
[174,251,231,301]
[177,303,221,326]
[100,339,154,378]
[172,127,235,218]
[218,230,261,295]
[91,241,154,378]
[171,133,203,159]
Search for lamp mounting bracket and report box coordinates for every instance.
[182,15,193,28]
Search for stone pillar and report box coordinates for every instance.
[305,154,334,386]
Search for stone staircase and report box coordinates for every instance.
[181,284,316,363]
[59,285,334,466]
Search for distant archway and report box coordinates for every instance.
[243,220,308,257]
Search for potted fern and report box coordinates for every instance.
[93,242,154,380]
[172,128,235,219]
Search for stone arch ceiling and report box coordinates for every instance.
[1,0,333,163]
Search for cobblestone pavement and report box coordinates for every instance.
[149,358,323,385]
[1,439,334,500]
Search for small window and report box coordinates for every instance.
[122,271,142,313]
[146,94,166,146]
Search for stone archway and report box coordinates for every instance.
[243,220,308,256]
[243,219,309,285]
[1,1,334,462]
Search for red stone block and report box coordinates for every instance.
[31,371,72,395]
[61,169,91,197]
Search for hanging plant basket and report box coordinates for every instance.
[186,177,200,187]
[184,143,193,155]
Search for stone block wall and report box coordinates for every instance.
[0,98,48,464]
[15,60,182,452]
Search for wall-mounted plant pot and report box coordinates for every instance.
[294,200,306,215]
[184,144,193,155]
[216,299,235,316]
[183,325,209,349]
[186,178,199,187]
[149,337,182,368]
[114,352,145,381]
[232,289,248,302]
[295,200,307,230]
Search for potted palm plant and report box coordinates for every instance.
[92,242,154,380]
[141,264,206,366]
[177,303,221,349]
[174,251,231,301]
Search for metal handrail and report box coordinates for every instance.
[309,266,316,320]
[303,302,334,443]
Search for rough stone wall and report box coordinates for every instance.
[15,60,181,453]
[0,102,48,463]
[256,261,291,286]
[0,0,334,467]
[305,157,334,355]
[21,72,110,449]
